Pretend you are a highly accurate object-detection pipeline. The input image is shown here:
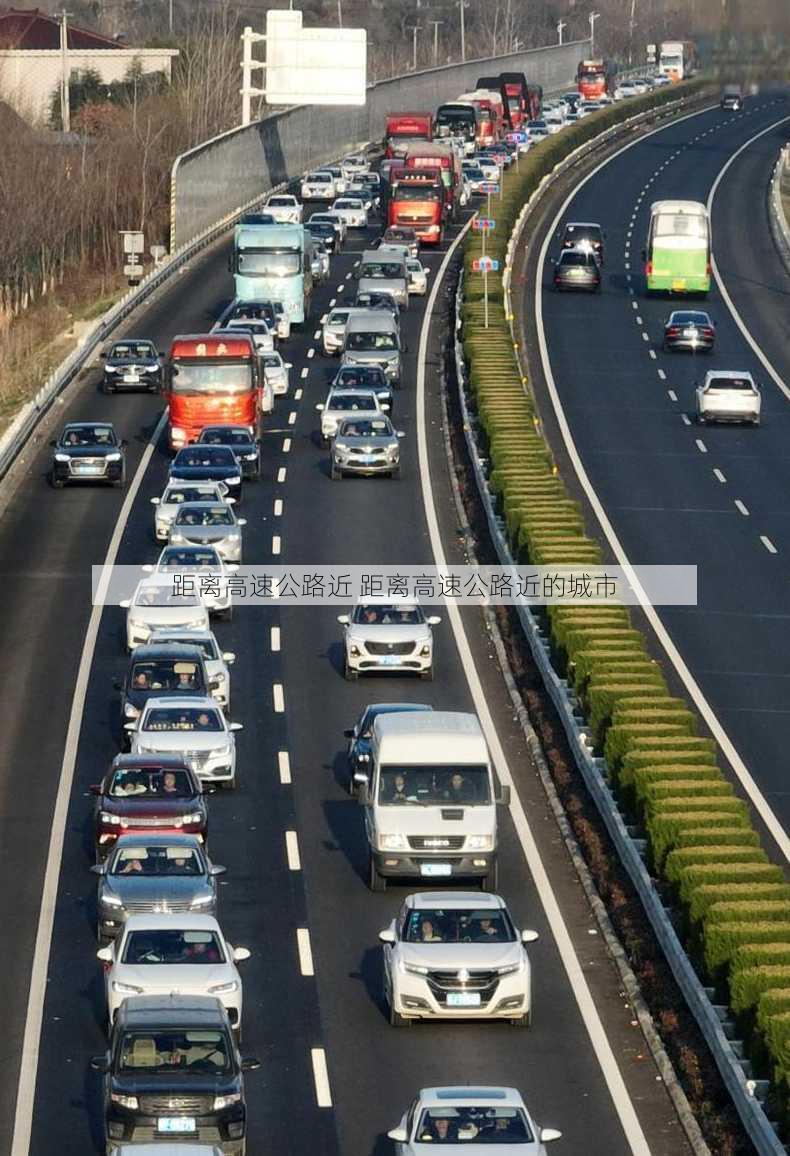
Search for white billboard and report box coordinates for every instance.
[264,10,366,105]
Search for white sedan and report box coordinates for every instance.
[388,1087,561,1153]
[142,545,238,618]
[126,696,242,788]
[260,350,291,396]
[121,579,210,650]
[97,913,250,1032]
[406,259,428,296]
[330,196,368,228]
[150,481,231,543]
[697,370,761,425]
[263,193,302,223]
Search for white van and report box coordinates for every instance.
[357,248,409,307]
[359,711,509,891]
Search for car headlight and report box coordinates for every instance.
[182,812,204,824]
[99,811,122,826]
[378,833,407,851]
[106,452,122,462]
[171,427,186,442]
[334,443,349,454]
[110,1093,139,1109]
[403,960,429,976]
[101,893,124,908]
[208,980,239,995]
[497,959,525,976]
[191,893,214,907]
[105,365,119,373]
[244,453,258,461]
[112,980,144,995]
[170,533,185,544]
[54,453,71,462]
[213,1092,241,1110]
[213,672,226,683]
[225,476,241,486]
[124,703,140,719]
[466,835,493,851]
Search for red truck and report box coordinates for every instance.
[577,59,616,99]
[387,166,444,244]
[457,91,501,146]
[165,334,262,451]
[404,141,462,224]
[385,112,432,159]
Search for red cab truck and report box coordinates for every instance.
[387,166,444,244]
[165,334,261,452]
[404,141,462,224]
[457,91,500,146]
[577,59,616,99]
[384,112,433,159]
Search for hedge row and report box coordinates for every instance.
[460,78,790,1129]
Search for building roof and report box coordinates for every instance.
[0,6,121,50]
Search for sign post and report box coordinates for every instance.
[472,216,495,261]
[120,230,144,285]
[481,180,499,218]
[471,256,499,329]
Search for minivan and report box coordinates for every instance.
[359,711,509,891]
[342,312,403,388]
[356,248,409,308]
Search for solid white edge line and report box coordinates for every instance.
[285,830,301,870]
[417,224,652,1153]
[297,927,315,976]
[278,750,292,784]
[10,408,170,1156]
[534,104,790,862]
[760,535,778,554]
[310,1047,332,1107]
[273,683,285,712]
[270,626,281,651]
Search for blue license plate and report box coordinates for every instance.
[421,863,452,876]
[158,1117,196,1133]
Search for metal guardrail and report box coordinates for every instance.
[769,144,790,273]
[459,94,787,1156]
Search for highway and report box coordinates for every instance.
[529,92,790,850]
[0,160,696,1154]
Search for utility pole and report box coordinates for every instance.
[429,19,443,67]
[459,0,466,62]
[59,9,71,133]
[557,20,566,45]
[628,0,636,65]
[406,25,421,71]
[589,11,600,56]
[337,0,342,27]
[168,0,173,36]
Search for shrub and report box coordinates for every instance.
[666,844,768,885]
[707,901,790,927]
[572,656,660,695]
[620,757,720,793]
[731,966,790,1015]
[646,809,752,870]
[758,990,790,1034]
[689,883,790,925]
[677,862,784,908]
[604,721,694,768]
[619,737,717,777]
[586,682,668,742]
[731,942,790,976]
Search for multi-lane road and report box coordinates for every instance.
[4,91,787,1156]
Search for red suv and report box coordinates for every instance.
[91,754,207,860]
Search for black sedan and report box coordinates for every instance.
[553,249,601,292]
[332,364,394,412]
[663,310,716,353]
[344,702,433,794]
[198,425,261,480]
[101,338,162,393]
[50,422,126,488]
[169,444,243,501]
[306,220,340,254]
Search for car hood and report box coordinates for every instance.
[102,876,211,904]
[375,806,493,837]
[335,435,398,450]
[409,1142,541,1154]
[99,795,203,819]
[348,624,430,642]
[171,525,238,542]
[57,445,119,458]
[170,465,239,482]
[397,941,523,969]
[133,732,230,754]
[113,962,234,989]
[110,1072,236,1096]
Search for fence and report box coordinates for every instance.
[170,40,590,249]
[769,143,790,272]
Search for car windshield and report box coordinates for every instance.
[336,368,386,388]
[335,200,360,209]
[159,548,220,569]
[394,185,441,202]
[268,196,295,206]
[670,312,708,325]
[528,120,546,129]
[346,332,397,352]
[134,586,201,608]
[262,355,284,369]
[415,1108,532,1144]
[108,767,194,796]
[338,419,392,438]
[162,487,222,505]
[237,251,300,276]
[403,906,516,943]
[328,393,377,412]
[142,707,223,731]
[353,603,424,625]
[308,224,334,238]
[173,506,234,527]
[560,252,593,266]
[129,660,203,691]
[378,765,491,806]
[464,168,484,179]
[174,448,236,468]
[328,312,351,325]
[707,377,754,391]
[200,430,253,447]
[564,226,600,243]
[170,363,252,395]
[109,844,203,876]
[122,929,225,965]
[60,424,115,446]
[117,1030,230,1073]
[359,262,403,279]
[111,342,155,359]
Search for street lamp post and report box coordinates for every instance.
[557,20,566,45]
[459,0,466,62]
[429,19,444,67]
[589,11,600,56]
[406,25,421,71]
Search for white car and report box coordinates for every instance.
[127,696,242,788]
[322,306,366,356]
[263,193,302,223]
[330,196,368,228]
[337,599,441,680]
[631,78,650,94]
[212,318,274,355]
[342,153,370,176]
[614,81,638,99]
[97,913,250,1032]
[143,545,237,618]
[316,387,383,442]
[406,259,428,296]
[380,891,538,1026]
[301,170,336,200]
[121,579,210,650]
[472,156,500,181]
[461,165,487,194]
[149,628,235,712]
[168,501,246,564]
[260,350,291,396]
[388,1087,562,1152]
[150,482,231,543]
[696,370,761,425]
[323,165,347,194]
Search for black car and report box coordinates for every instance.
[332,364,393,412]
[114,642,215,737]
[354,290,402,318]
[92,994,259,1154]
[306,220,340,254]
[224,299,287,341]
[553,249,601,292]
[560,221,604,264]
[720,85,742,110]
[101,339,162,393]
[91,753,207,859]
[663,310,716,353]
[170,445,243,502]
[198,426,261,480]
[344,703,434,794]
[50,422,127,488]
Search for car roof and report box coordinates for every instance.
[63,421,114,431]
[127,643,206,661]
[200,424,253,434]
[375,711,482,739]
[123,912,220,933]
[117,994,228,1027]
[565,222,601,230]
[172,501,233,511]
[142,695,221,711]
[149,629,216,644]
[417,1087,523,1108]
[704,370,754,381]
[407,891,505,910]
[345,313,398,332]
[111,753,193,770]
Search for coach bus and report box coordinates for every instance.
[644,200,710,295]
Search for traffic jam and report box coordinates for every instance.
[48,59,671,1155]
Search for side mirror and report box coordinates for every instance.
[222,652,236,664]
[150,496,160,505]
[396,430,405,438]
[497,784,511,807]
[241,1057,261,1071]
[90,1053,110,1073]
[540,1128,562,1144]
[343,727,355,738]
[119,599,131,609]
[141,564,154,573]
[96,945,113,963]
[378,928,396,944]
[210,863,227,876]
[226,497,236,505]
[123,722,137,732]
[89,784,102,795]
[232,946,251,963]
[90,863,106,875]
[285,362,293,369]
[209,680,220,691]
[357,783,370,805]
[120,439,128,449]
[380,403,390,413]
[426,616,441,626]
[229,721,243,731]
[388,1128,408,1143]
[315,403,325,412]
[337,614,350,625]
[236,518,247,527]
[521,929,540,944]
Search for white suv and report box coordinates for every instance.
[300,170,336,200]
[337,599,440,679]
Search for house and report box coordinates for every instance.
[0,6,178,124]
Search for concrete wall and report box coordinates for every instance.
[171,40,589,250]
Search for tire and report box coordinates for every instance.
[510,1008,531,1028]
[752,416,761,427]
[388,999,411,1027]
[419,665,434,681]
[481,860,498,891]
[368,854,386,892]
[50,473,65,489]
[344,657,358,681]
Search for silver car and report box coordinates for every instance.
[330,197,368,228]
[260,350,292,396]
[127,696,242,788]
[168,502,246,563]
[337,600,441,679]
[263,193,302,223]
[406,259,428,296]
[92,833,226,944]
[316,387,383,442]
[121,579,210,650]
[388,1086,562,1153]
[696,370,761,425]
[330,416,404,480]
[143,545,238,619]
[149,628,235,712]
[150,482,231,543]
[322,306,366,356]
[211,319,275,355]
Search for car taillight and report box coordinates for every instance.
[701,327,714,337]
[666,327,679,336]
[646,261,653,276]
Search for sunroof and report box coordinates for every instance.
[436,1088,507,1100]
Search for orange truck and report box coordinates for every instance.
[576,59,616,99]
[165,334,262,452]
[404,141,463,224]
[386,166,444,244]
[384,112,433,159]
[456,91,500,146]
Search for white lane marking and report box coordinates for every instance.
[295,388,303,401]
[282,438,291,453]
[708,114,790,402]
[311,1047,332,1107]
[274,498,283,517]
[681,413,692,425]
[648,350,657,360]
[314,329,322,339]
[695,438,708,453]
[418,224,653,1153]
[277,466,287,483]
[345,271,353,280]
[534,103,790,863]
[272,534,282,555]
[297,928,315,976]
[278,750,292,784]
[300,367,309,380]
[288,411,297,426]
[273,683,285,712]
[667,390,677,401]
[336,284,344,292]
[713,468,727,483]
[735,500,750,516]
[329,298,336,307]
[641,332,649,341]
[761,535,778,554]
[624,261,630,270]
[307,347,315,359]
[270,626,281,651]
[285,830,301,870]
[10,408,169,1156]
[657,368,666,380]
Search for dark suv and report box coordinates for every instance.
[115,642,216,737]
[92,995,259,1155]
[560,221,604,264]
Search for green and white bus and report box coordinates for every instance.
[644,200,710,295]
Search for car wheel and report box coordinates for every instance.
[697,413,706,425]
[113,469,125,488]
[368,854,386,892]
[344,656,358,681]
[419,665,434,681]
[330,462,341,480]
[511,1009,532,1028]
[388,999,411,1028]
[102,382,114,394]
[481,861,499,890]
[390,465,401,480]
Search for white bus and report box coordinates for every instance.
[645,200,710,295]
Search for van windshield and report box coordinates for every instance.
[360,262,403,279]
[378,764,491,805]
[346,332,398,352]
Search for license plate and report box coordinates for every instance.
[447,992,481,1007]
[379,655,402,666]
[123,373,140,382]
[421,863,452,876]
[74,464,102,475]
[672,278,686,290]
[683,328,696,338]
[158,1118,196,1133]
